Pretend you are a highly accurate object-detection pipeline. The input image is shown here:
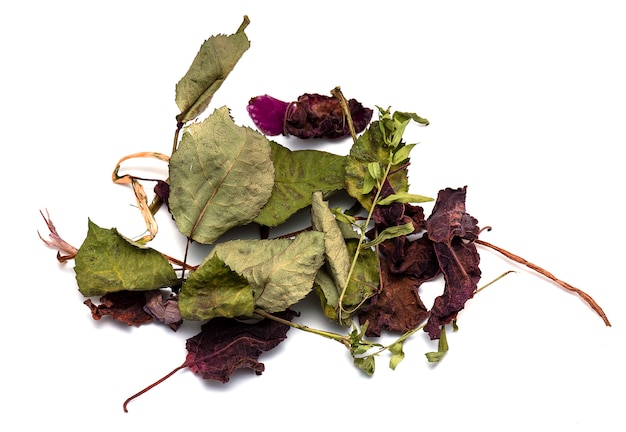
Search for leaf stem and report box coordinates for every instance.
[331,86,357,145]
[474,270,516,294]
[475,239,611,326]
[337,162,391,319]
[254,309,350,349]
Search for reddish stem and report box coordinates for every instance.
[475,239,611,326]
[122,363,187,413]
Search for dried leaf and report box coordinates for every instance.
[345,122,409,210]
[424,187,482,339]
[247,93,373,139]
[341,240,379,318]
[74,219,178,297]
[311,191,351,291]
[425,186,479,244]
[84,290,154,327]
[213,231,326,313]
[168,106,275,244]
[143,290,183,331]
[178,253,254,321]
[254,141,346,227]
[424,239,481,339]
[179,232,325,320]
[425,325,449,362]
[184,309,297,383]
[175,16,250,124]
[358,236,439,337]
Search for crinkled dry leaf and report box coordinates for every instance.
[175,16,250,124]
[74,219,178,297]
[178,253,254,321]
[184,309,298,383]
[168,106,275,244]
[213,231,326,313]
[254,141,346,227]
[84,290,154,327]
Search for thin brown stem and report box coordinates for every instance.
[475,239,611,326]
[122,363,186,413]
[331,86,357,144]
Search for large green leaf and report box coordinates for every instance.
[74,219,178,297]
[253,141,346,227]
[169,106,275,244]
[178,253,254,321]
[175,16,250,124]
[214,231,326,313]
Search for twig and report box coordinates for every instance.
[475,239,611,326]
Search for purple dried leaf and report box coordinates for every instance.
[425,186,479,244]
[424,238,481,339]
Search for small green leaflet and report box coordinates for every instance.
[254,142,347,227]
[74,219,178,297]
[425,325,449,362]
[376,191,433,206]
[344,122,409,210]
[175,16,250,124]
[363,222,415,249]
[168,106,275,244]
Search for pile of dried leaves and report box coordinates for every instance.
[39,16,610,412]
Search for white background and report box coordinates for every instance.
[2,1,624,430]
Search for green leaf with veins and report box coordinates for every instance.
[74,219,178,297]
[168,106,274,244]
[175,16,250,124]
[213,231,326,313]
[254,141,346,227]
[178,253,254,321]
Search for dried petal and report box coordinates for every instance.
[143,290,182,331]
[38,209,78,262]
[247,93,373,139]
[246,94,290,136]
